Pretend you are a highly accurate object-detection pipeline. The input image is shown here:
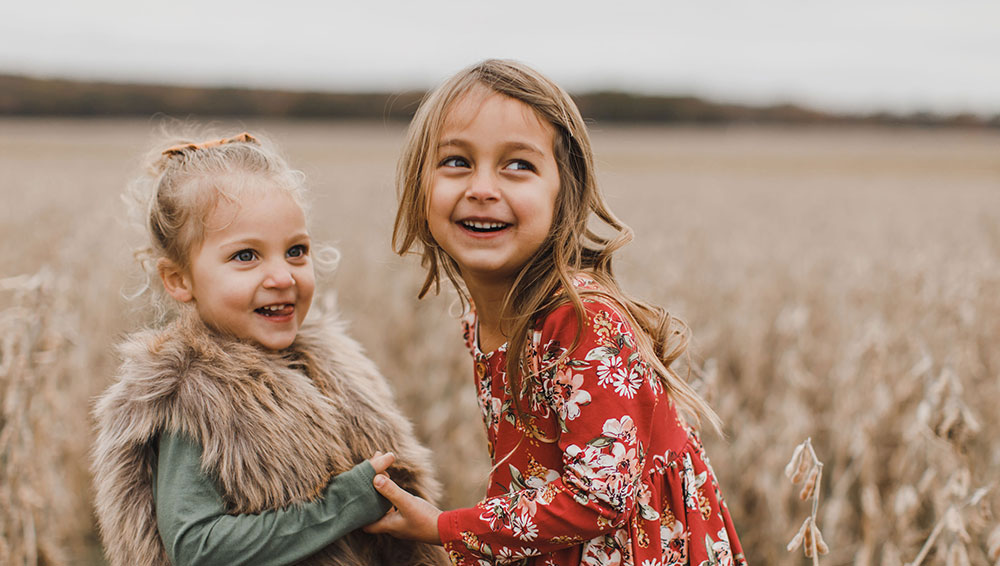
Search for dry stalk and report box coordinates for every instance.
[903,364,992,566]
[786,438,829,564]
[905,483,991,566]
[0,268,78,566]
[987,525,1000,565]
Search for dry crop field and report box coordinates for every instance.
[1,118,998,565]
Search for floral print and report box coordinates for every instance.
[438,276,747,566]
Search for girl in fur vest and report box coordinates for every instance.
[92,131,449,566]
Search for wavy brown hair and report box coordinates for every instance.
[393,59,721,433]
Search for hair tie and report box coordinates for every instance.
[161,132,259,157]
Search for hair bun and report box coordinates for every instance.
[160,132,259,158]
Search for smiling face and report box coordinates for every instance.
[167,182,315,350]
[427,88,561,292]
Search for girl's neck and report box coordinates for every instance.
[464,274,514,353]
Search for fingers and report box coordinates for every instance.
[368,476,443,544]
[363,507,400,534]
[372,474,410,507]
[368,451,396,475]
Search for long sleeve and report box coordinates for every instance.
[154,431,392,566]
[439,300,661,564]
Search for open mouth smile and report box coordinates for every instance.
[460,220,510,233]
[255,304,295,317]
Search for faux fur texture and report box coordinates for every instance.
[91,308,449,566]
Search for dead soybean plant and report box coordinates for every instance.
[0,269,84,566]
[902,367,995,566]
[905,472,990,566]
[786,438,830,563]
[988,526,1000,566]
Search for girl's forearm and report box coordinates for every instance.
[156,432,391,565]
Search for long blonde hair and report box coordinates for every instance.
[393,59,721,433]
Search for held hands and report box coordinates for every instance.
[363,466,443,546]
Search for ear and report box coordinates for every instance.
[157,258,194,303]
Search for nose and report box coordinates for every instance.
[465,169,500,202]
[262,263,295,289]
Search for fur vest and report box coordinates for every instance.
[91,309,449,566]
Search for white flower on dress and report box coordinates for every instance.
[597,442,637,473]
[494,547,515,562]
[496,545,541,563]
[566,437,641,514]
[581,539,622,566]
[661,518,688,564]
[596,355,625,386]
[602,415,638,445]
[709,529,735,566]
[524,467,560,489]
[682,453,708,511]
[510,512,539,541]
[613,366,644,399]
[564,444,598,478]
[636,481,661,521]
[553,369,592,422]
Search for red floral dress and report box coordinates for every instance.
[437,277,748,566]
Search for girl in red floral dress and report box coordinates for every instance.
[366,59,748,566]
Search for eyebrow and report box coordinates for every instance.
[219,233,310,249]
[437,138,546,157]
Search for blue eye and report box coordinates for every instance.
[286,244,308,259]
[505,160,535,172]
[441,156,470,168]
[232,249,257,262]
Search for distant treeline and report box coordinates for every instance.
[1,74,996,128]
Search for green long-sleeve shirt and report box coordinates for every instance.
[153,432,391,566]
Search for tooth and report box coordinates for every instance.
[465,221,505,229]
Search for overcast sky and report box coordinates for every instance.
[2,0,998,116]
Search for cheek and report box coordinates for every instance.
[294,271,315,321]
[542,183,560,234]
[295,263,316,293]
[300,273,316,301]
[426,186,453,234]
[525,192,557,231]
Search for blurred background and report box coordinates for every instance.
[1,1,998,564]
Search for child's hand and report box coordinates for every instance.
[363,474,442,545]
[368,451,396,476]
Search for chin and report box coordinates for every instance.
[251,332,298,351]
[267,337,296,350]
